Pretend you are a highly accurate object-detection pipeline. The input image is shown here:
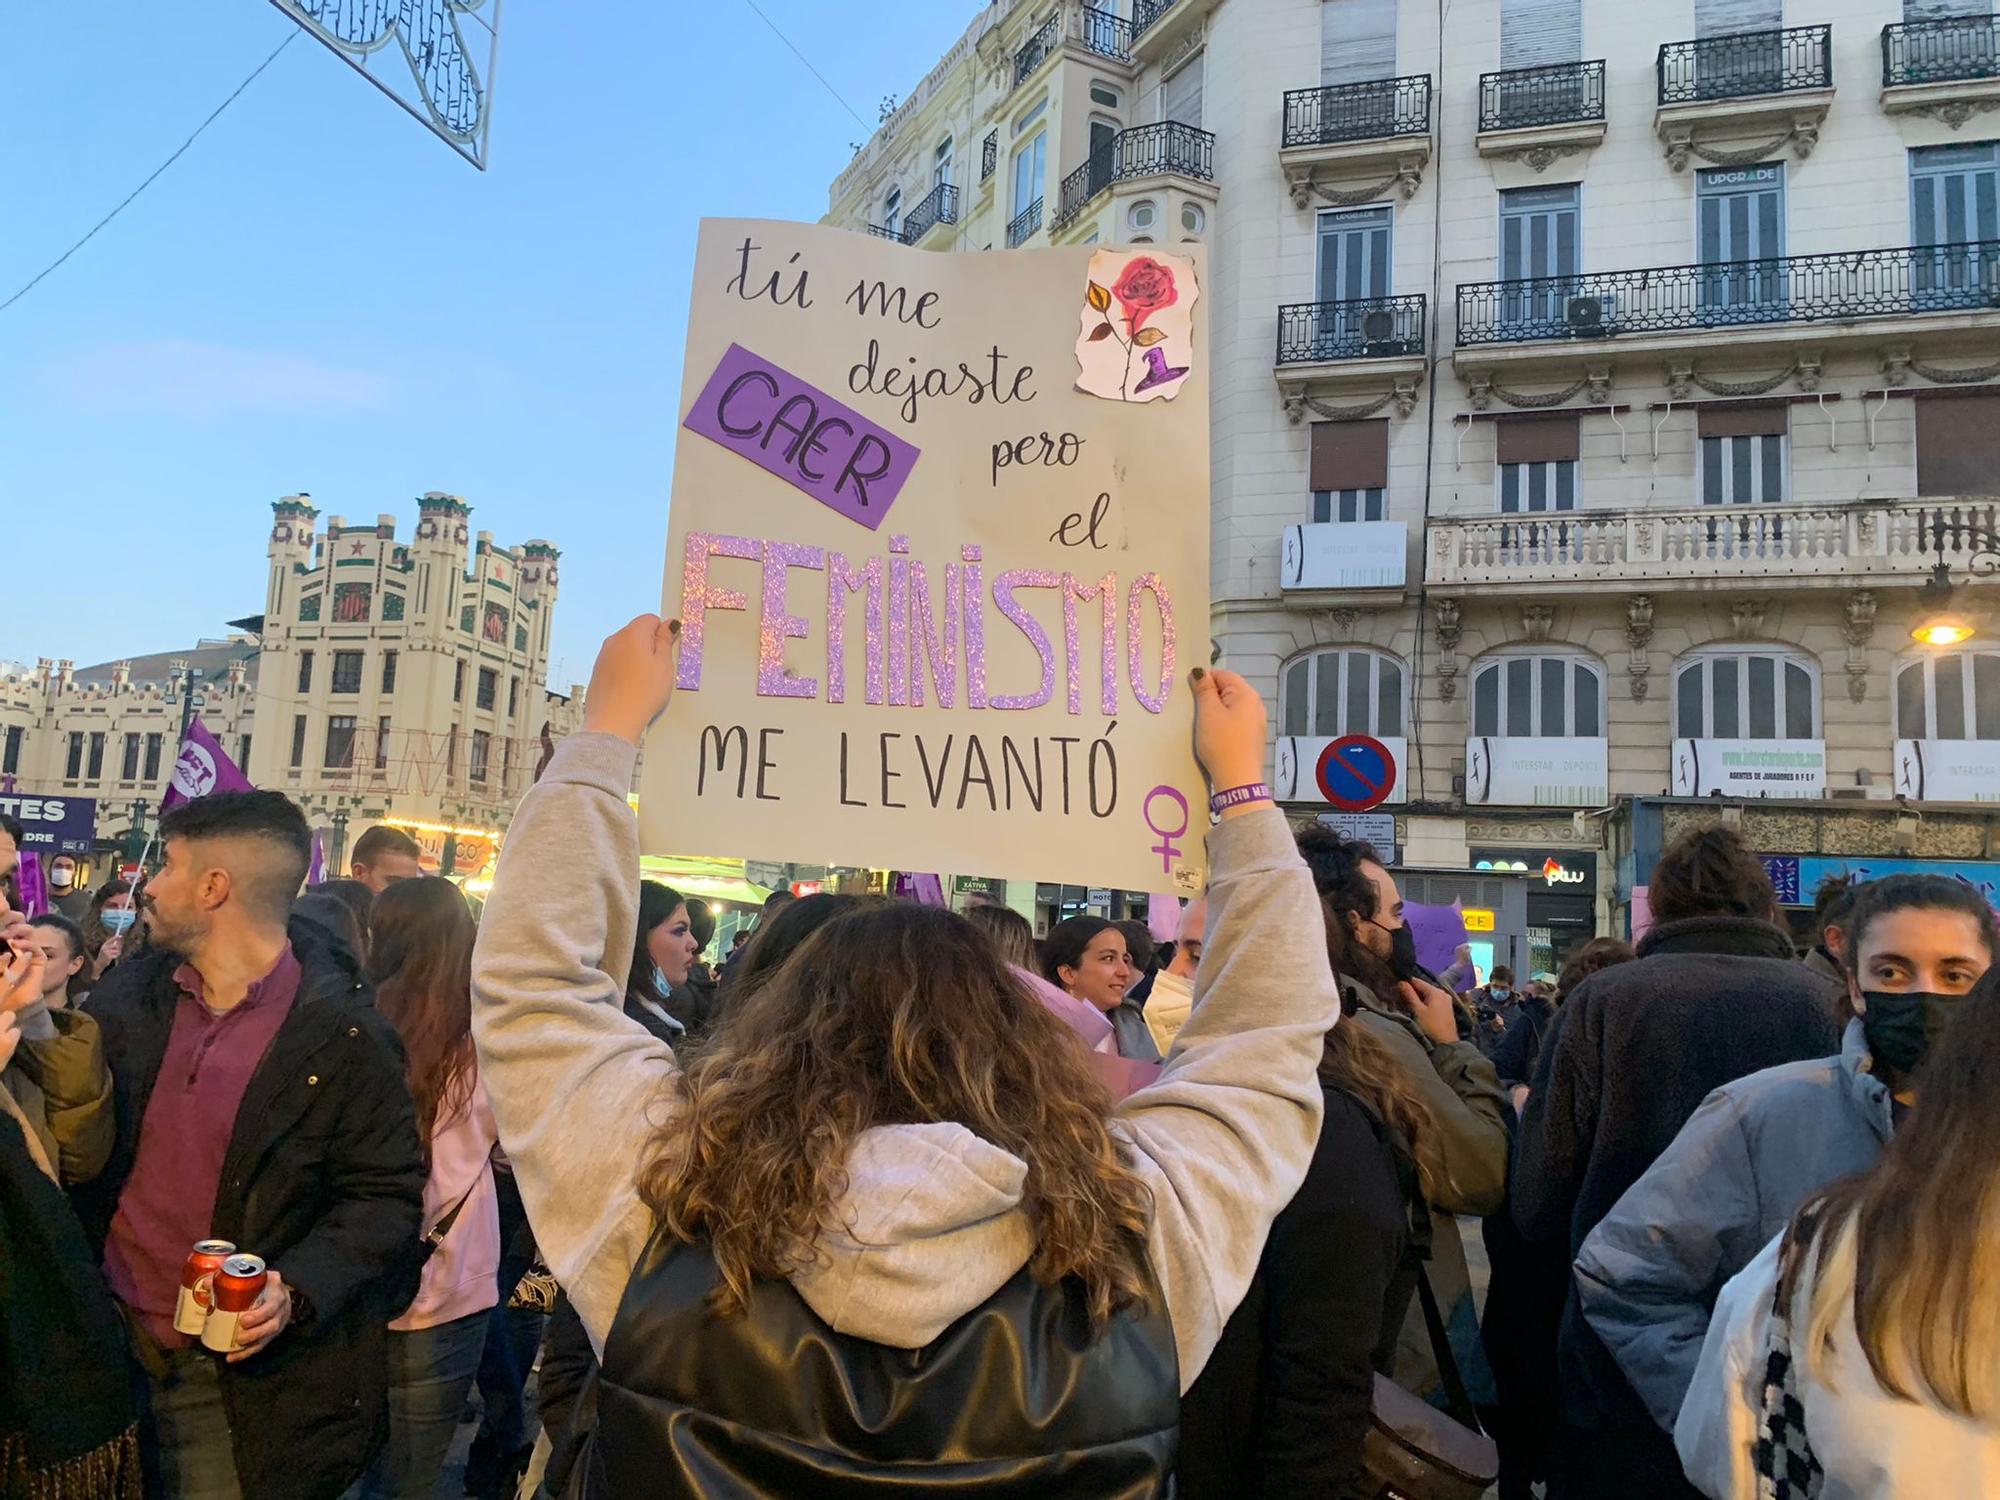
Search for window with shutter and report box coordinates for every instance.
[1498,184,1580,336]
[1162,54,1203,128]
[1698,165,1786,318]
[1917,394,2000,494]
[1322,0,1398,85]
[1500,0,1582,69]
[1696,0,1782,34]
[1897,652,2000,737]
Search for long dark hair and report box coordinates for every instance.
[630,881,685,1002]
[726,894,868,1004]
[367,878,477,1163]
[1780,968,2000,1418]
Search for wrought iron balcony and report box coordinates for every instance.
[1455,239,2000,348]
[865,224,902,240]
[899,181,959,242]
[1006,196,1044,248]
[1051,121,1216,229]
[1277,295,1427,364]
[1883,15,2000,87]
[1282,75,1432,147]
[982,130,998,181]
[1658,24,1832,105]
[1014,12,1061,88]
[1480,59,1607,131]
[1132,0,1176,42]
[1081,5,1133,61]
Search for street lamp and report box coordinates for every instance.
[1910,514,2000,648]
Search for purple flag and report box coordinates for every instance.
[15,852,48,919]
[1403,900,1470,979]
[306,830,327,886]
[161,719,256,809]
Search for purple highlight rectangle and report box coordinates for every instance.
[682,342,920,531]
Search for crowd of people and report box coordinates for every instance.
[0,611,1995,1499]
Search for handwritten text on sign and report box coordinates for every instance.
[641,222,1209,894]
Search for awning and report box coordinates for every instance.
[638,853,772,907]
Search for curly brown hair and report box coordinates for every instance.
[640,901,1155,1326]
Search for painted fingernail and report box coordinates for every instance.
[1189,667,1206,685]
[667,619,682,637]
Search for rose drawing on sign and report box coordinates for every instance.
[1075,249,1197,404]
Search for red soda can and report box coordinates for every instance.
[201,1254,268,1354]
[173,1240,236,1337]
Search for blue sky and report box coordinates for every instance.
[0,2,973,691]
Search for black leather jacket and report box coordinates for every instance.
[573,1229,1179,1498]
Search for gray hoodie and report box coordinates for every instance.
[470,732,1340,1389]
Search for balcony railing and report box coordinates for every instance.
[1479,59,1607,131]
[1082,5,1133,61]
[900,181,959,242]
[1883,15,2000,87]
[1006,196,1044,247]
[982,130,998,181]
[1428,498,2000,588]
[1132,0,1176,43]
[1052,120,1215,229]
[865,224,902,240]
[1014,12,1061,88]
[1455,239,2000,347]
[1276,294,1427,363]
[1282,75,1432,147]
[1658,24,1832,105]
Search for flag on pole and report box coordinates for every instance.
[15,852,48,918]
[161,720,256,810]
[306,829,327,886]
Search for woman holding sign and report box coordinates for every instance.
[470,615,1341,1497]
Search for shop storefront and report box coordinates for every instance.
[1471,847,1599,975]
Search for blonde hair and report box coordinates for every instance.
[1780,971,2000,1419]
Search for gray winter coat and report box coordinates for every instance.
[1574,1019,1892,1432]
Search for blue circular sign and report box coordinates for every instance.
[1315,735,1397,812]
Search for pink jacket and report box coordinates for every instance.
[391,1068,502,1332]
[1008,964,1162,1101]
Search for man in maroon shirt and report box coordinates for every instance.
[77,791,424,1500]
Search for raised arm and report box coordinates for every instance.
[1113,669,1339,1388]
[471,617,684,1354]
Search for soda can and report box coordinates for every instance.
[201,1254,268,1354]
[173,1240,236,1337]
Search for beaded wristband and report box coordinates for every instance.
[1209,782,1272,815]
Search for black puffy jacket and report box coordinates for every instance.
[76,919,426,1500]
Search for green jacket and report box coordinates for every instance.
[1345,978,1510,1396]
[2,1004,114,1186]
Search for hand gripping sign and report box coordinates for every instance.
[642,222,1210,894]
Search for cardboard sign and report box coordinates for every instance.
[642,221,1210,893]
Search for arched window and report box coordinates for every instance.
[1896,651,2000,739]
[1472,654,1604,738]
[1674,648,1819,739]
[1280,648,1406,740]
[883,186,902,237]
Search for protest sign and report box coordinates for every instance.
[0,793,97,854]
[640,220,1210,894]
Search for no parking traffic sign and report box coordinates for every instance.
[1315,735,1398,812]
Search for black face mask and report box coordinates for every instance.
[1371,918,1422,981]
[1859,990,1964,1076]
